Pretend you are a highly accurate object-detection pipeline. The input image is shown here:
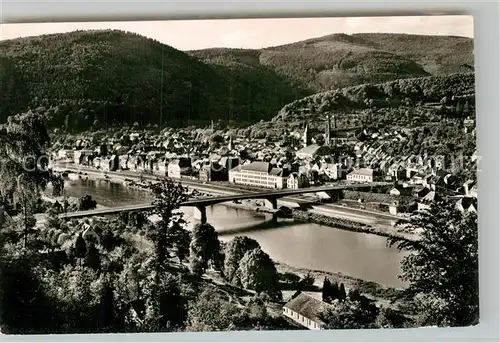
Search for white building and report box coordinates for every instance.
[154,160,167,176]
[167,158,191,179]
[58,149,74,160]
[346,168,376,183]
[324,163,343,180]
[282,292,330,330]
[287,172,309,189]
[228,161,289,189]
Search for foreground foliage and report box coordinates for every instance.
[388,200,479,327]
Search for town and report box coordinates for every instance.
[52,112,478,217]
[0,16,479,335]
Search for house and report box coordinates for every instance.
[464,117,475,133]
[119,155,129,170]
[413,186,430,198]
[228,161,289,189]
[463,180,476,196]
[456,197,477,214]
[346,168,377,183]
[295,144,322,160]
[82,224,100,245]
[92,157,101,169]
[409,174,424,185]
[469,185,478,198]
[74,149,94,165]
[153,160,167,176]
[324,163,344,181]
[389,164,406,181]
[417,191,441,211]
[58,149,74,161]
[282,292,330,330]
[199,162,226,182]
[100,157,111,172]
[389,185,414,197]
[167,158,192,179]
[287,172,309,189]
[389,201,402,215]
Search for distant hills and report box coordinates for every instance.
[190,33,474,93]
[0,30,474,130]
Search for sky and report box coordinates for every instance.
[0,15,473,51]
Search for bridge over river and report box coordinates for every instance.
[58,181,393,223]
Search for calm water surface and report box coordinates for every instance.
[51,177,408,288]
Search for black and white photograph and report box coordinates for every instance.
[0,14,478,334]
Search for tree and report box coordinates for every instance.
[223,236,260,283]
[320,298,378,330]
[339,283,347,301]
[85,243,101,271]
[51,174,65,197]
[77,195,97,211]
[74,234,87,259]
[186,288,244,332]
[189,223,223,276]
[64,114,70,131]
[98,276,116,330]
[209,134,224,148]
[0,252,58,334]
[388,200,479,327]
[141,273,187,331]
[314,134,325,146]
[167,222,191,263]
[322,277,332,302]
[236,247,281,301]
[322,278,346,303]
[148,179,188,270]
[298,272,315,290]
[0,111,51,210]
[375,307,410,329]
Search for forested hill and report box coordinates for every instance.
[0,30,473,130]
[273,72,475,123]
[189,33,474,93]
[0,30,304,129]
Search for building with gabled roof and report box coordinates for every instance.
[228,161,289,189]
[282,292,331,330]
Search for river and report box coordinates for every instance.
[52,177,408,288]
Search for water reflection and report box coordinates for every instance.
[51,178,407,288]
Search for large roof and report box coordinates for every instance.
[296,144,321,157]
[283,292,330,325]
[240,161,272,173]
[349,168,374,176]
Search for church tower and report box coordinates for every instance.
[228,135,233,151]
[325,115,331,146]
[303,122,311,147]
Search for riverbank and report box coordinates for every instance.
[274,260,405,300]
[292,210,418,242]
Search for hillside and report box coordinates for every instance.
[190,33,474,93]
[274,72,476,122]
[0,30,303,129]
[243,72,476,141]
[0,31,474,130]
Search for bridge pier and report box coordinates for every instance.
[264,198,278,210]
[193,205,207,224]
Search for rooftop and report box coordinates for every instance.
[283,292,330,325]
[349,168,374,176]
[296,144,321,157]
[239,161,272,173]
